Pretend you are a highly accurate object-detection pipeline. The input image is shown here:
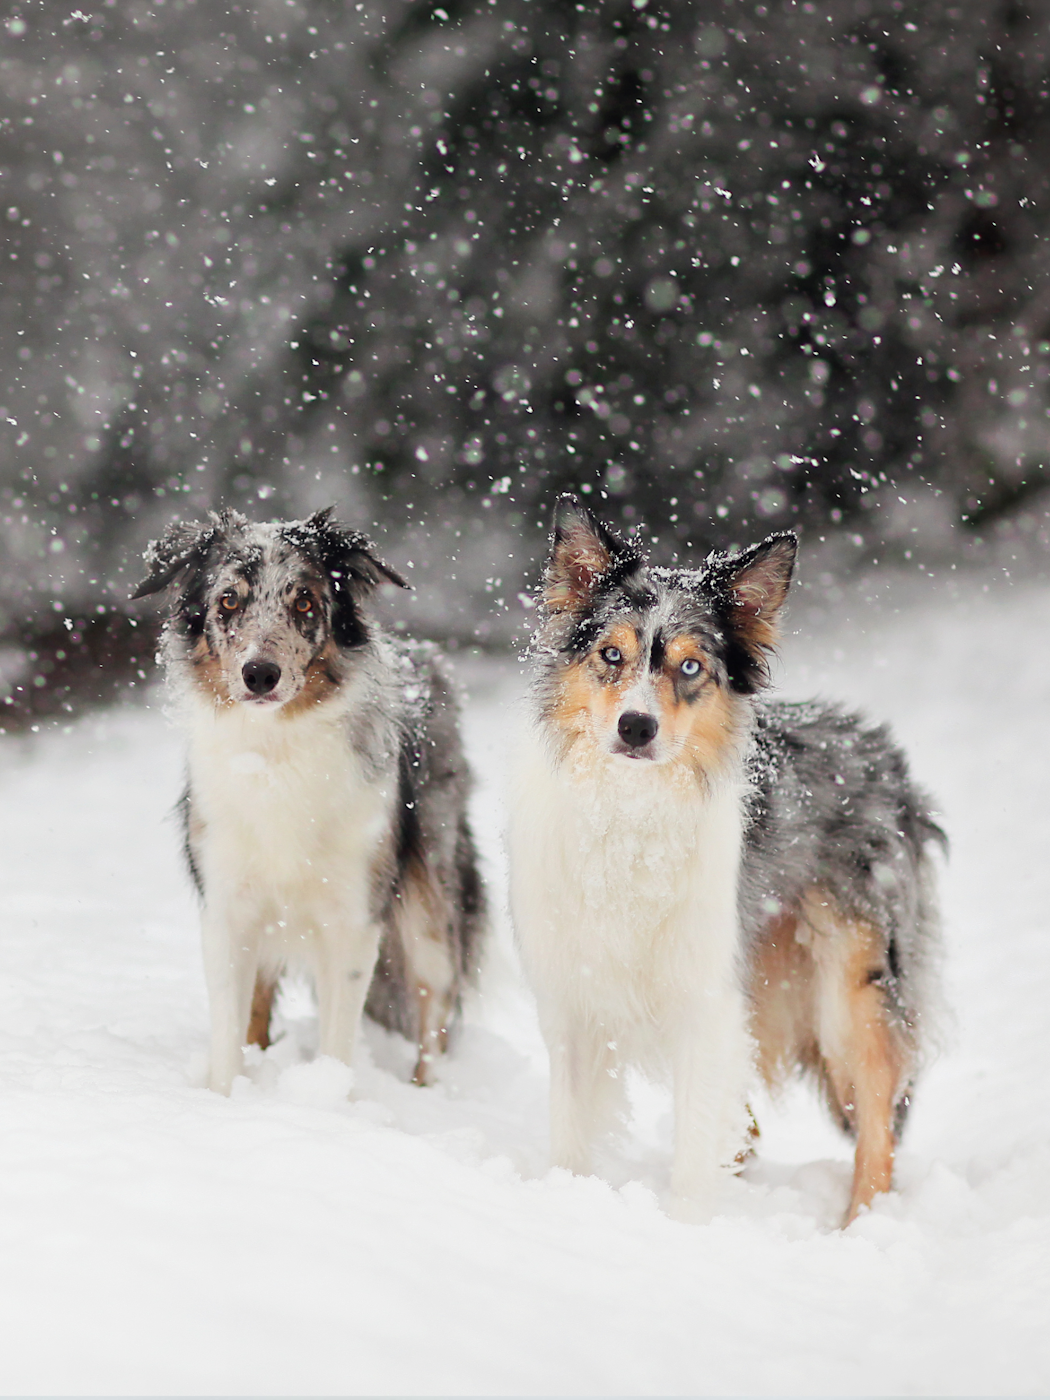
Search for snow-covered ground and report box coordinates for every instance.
[1,560,1048,1395]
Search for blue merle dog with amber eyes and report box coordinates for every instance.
[509,495,945,1225]
[132,507,486,1094]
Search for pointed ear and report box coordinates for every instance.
[130,519,217,600]
[301,508,409,591]
[710,532,797,693]
[543,494,639,615]
[345,545,410,591]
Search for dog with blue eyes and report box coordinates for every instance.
[509,496,944,1225]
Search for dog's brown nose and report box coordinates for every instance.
[243,660,281,696]
[618,710,658,748]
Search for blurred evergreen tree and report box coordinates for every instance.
[1,0,1048,638]
[301,0,1050,553]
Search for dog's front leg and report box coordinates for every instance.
[667,991,751,1223]
[546,1016,621,1177]
[316,922,382,1068]
[201,903,259,1095]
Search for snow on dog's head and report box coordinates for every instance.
[132,506,407,712]
[532,495,797,776]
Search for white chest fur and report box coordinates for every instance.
[509,723,748,1039]
[183,692,399,1093]
[186,696,394,926]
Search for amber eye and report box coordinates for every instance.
[219,591,240,613]
[294,593,314,615]
[600,646,623,665]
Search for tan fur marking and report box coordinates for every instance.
[662,635,704,669]
[188,637,234,705]
[657,676,741,781]
[549,660,599,745]
[549,650,634,747]
[652,638,744,780]
[734,608,781,654]
[799,889,906,1224]
[246,975,277,1050]
[749,910,818,1088]
[831,923,903,1224]
[603,622,641,664]
[279,639,343,719]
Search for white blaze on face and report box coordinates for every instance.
[600,606,674,760]
[610,674,660,749]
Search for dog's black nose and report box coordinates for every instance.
[617,710,658,748]
[242,660,281,696]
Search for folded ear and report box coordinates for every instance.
[543,494,641,615]
[130,519,217,600]
[710,532,797,693]
[303,507,409,591]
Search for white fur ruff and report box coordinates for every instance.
[184,677,394,1094]
[509,720,754,1217]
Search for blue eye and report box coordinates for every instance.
[601,646,623,665]
[680,658,702,677]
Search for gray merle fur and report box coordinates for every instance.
[742,699,946,1124]
[532,495,945,1148]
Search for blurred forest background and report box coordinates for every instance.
[1,0,1049,723]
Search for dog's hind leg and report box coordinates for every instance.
[246,975,277,1050]
[411,978,455,1087]
[803,891,909,1225]
[393,860,459,1087]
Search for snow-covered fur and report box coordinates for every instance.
[510,496,944,1225]
[133,507,485,1094]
